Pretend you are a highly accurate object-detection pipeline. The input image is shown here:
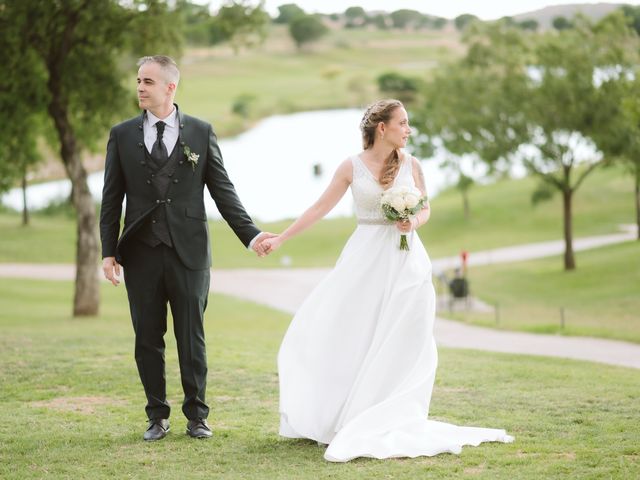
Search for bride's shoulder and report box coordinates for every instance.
[334,156,358,182]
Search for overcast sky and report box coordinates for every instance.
[205,1,640,20]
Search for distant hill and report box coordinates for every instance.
[511,3,626,29]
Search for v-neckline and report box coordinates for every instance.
[356,153,405,190]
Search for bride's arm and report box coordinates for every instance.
[411,156,431,229]
[264,159,352,252]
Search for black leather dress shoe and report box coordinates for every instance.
[186,418,212,439]
[143,419,170,441]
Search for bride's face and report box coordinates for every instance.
[381,107,411,149]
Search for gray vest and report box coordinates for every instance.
[134,143,181,247]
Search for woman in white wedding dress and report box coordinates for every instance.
[261,100,514,462]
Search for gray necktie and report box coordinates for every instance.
[151,121,168,165]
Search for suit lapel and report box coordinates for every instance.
[135,111,149,170]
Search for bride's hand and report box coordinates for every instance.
[396,218,417,233]
[262,236,283,255]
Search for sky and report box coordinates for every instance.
[205,1,640,20]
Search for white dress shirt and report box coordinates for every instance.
[144,107,179,155]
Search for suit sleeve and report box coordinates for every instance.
[204,124,261,247]
[100,127,125,258]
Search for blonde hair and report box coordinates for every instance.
[360,99,404,188]
[137,55,180,86]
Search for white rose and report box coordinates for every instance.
[391,195,406,212]
[404,193,419,209]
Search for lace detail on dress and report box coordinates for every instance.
[350,154,414,223]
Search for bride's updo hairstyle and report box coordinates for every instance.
[360,99,404,188]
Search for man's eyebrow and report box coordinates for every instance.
[137,77,155,83]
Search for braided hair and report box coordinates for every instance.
[359,99,404,188]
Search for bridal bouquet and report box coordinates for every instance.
[380,186,427,250]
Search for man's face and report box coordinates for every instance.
[136,62,174,112]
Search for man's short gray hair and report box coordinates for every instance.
[137,55,180,85]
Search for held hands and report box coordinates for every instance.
[260,235,283,256]
[102,256,121,286]
[252,232,278,257]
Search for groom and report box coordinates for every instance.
[100,55,272,441]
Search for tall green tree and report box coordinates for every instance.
[0,0,180,316]
[411,24,531,220]
[289,14,328,49]
[591,74,640,240]
[454,13,479,31]
[414,17,637,270]
[214,0,269,53]
[274,3,305,24]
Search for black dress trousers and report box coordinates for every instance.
[123,238,210,421]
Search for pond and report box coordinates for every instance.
[1,109,479,222]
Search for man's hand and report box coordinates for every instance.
[102,256,122,286]
[251,232,277,257]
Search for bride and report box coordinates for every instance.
[261,99,514,462]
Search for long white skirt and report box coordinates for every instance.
[278,225,513,462]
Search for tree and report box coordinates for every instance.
[289,14,328,49]
[0,0,180,316]
[376,72,422,105]
[454,13,479,31]
[274,3,305,24]
[214,0,269,53]
[344,6,367,27]
[414,18,638,270]
[390,9,422,29]
[411,25,530,220]
[620,5,640,35]
[552,16,573,30]
[0,7,48,225]
[590,66,640,240]
[518,19,539,31]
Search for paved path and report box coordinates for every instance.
[1,228,639,370]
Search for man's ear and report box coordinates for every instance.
[167,82,177,95]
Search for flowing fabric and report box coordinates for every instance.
[278,154,514,462]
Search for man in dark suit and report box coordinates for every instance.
[100,55,273,441]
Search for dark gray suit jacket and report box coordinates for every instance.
[100,105,260,270]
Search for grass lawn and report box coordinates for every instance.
[0,278,639,479]
[443,241,640,344]
[178,26,462,138]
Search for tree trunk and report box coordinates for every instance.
[21,170,29,226]
[48,99,100,316]
[462,190,470,220]
[562,188,576,271]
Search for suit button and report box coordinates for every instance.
[166,198,172,204]
[156,199,160,204]
[152,219,157,224]
[151,174,155,178]
[146,180,151,185]
[137,142,143,148]
[173,179,178,184]
[179,161,184,165]
[168,172,173,177]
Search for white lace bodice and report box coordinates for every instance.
[350,154,415,222]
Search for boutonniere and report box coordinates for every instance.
[183,145,199,171]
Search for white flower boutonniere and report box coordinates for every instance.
[183,145,199,171]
